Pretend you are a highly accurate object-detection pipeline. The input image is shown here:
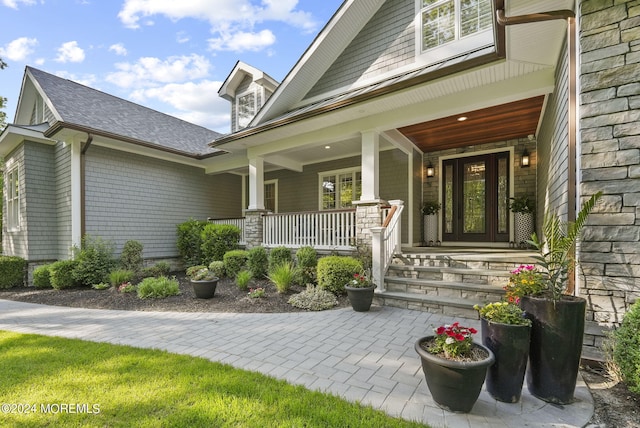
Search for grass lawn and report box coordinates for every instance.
[0,331,429,427]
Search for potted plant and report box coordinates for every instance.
[474,301,532,403]
[505,192,602,404]
[344,272,376,312]
[509,195,535,247]
[186,266,219,299]
[422,201,440,245]
[414,322,494,413]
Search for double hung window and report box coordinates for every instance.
[320,168,361,210]
[5,167,20,230]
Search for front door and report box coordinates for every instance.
[442,152,509,243]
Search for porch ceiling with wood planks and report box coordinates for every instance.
[397,95,545,153]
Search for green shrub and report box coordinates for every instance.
[268,262,296,294]
[72,235,117,286]
[108,269,135,287]
[33,264,53,289]
[120,240,144,272]
[49,260,79,290]
[140,262,171,279]
[201,224,241,265]
[0,256,26,289]
[295,246,317,285]
[612,301,640,394]
[176,219,208,267]
[235,270,253,290]
[317,256,363,295]
[269,246,292,271]
[288,285,338,311]
[208,261,225,278]
[223,250,248,279]
[137,276,180,299]
[247,246,268,279]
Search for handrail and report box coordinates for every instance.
[371,200,404,292]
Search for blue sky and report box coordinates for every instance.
[0,0,344,133]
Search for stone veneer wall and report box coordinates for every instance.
[578,0,640,349]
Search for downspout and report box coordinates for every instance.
[80,133,93,238]
[495,7,577,223]
[496,6,578,292]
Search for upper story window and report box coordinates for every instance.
[236,90,256,129]
[419,0,493,57]
[319,168,361,210]
[5,166,20,231]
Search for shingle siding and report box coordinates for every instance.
[306,0,415,99]
[54,142,72,259]
[23,141,58,260]
[84,146,242,258]
[2,145,28,259]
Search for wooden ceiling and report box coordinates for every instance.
[398,96,545,153]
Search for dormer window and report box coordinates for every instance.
[236,90,256,129]
[419,0,493,59]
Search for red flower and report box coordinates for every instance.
[436,326,446,335]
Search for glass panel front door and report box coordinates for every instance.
[442,152,510,242]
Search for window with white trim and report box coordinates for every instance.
[419,0,493,53]
[5,166,20,230]
[236,90,256,129]
[319,168,361,210]
[264,180,278,213]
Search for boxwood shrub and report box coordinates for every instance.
[612,301,640,394]
[247,246,268,279]
[295,246,317,285]
[0,256,26,289]
[72,235,117,286]
[223,250,248,279]
[50,260,79,290]
[176,219,208,267]
[269,246,291,271]
[33,264,53,289]
[200,224,241,265]
[317,256,363,295]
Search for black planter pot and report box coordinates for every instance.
[520,295,586,404]
[190,278,219,299]
[480,318,531,403]
[345,285,375,312]
[415,336,494,413]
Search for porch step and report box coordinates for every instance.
[378,248,537,318]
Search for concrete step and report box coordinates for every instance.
[373,291,483,319]
[384,276,505,302]
[386,264,511,286]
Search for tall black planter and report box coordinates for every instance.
[480,318,531,403]
[415,336,494,413]
[191,278,219,299]
[520,295,586,404]
[345,285,375,312]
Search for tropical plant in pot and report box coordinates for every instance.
[186,266,219,299]
[344,271,376,312]
[474,302,531,403]
[508,192,602,404]
[414,322,494,413]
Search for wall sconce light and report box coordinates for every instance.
[521,149,530,168]
[426,163,435,178]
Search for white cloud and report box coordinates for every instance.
[55,41,85,63]
[117,0,320,52]
[109,43,128,56]
[129,80,229,132]
[176,31,190,44]
[0,37,37,61]
[105,54,211,89]
[2,0,37,9]
[208,29,275,52]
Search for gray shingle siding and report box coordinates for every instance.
[306,0,415,99]
[2,145,28,259]
[83,146,241,258]
[55,142,72,259]
[23,141,58,260]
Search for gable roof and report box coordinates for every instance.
[18,67,224,158]
[218,61,279,101]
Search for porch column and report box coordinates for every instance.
[360,131,380,202]
[243,210,264,249]
[248,156,265,210]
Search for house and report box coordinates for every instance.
[1,0,638,359]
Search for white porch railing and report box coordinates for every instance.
[371,200,404,292]
[208,217,246,246]
[263,209,356,250]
